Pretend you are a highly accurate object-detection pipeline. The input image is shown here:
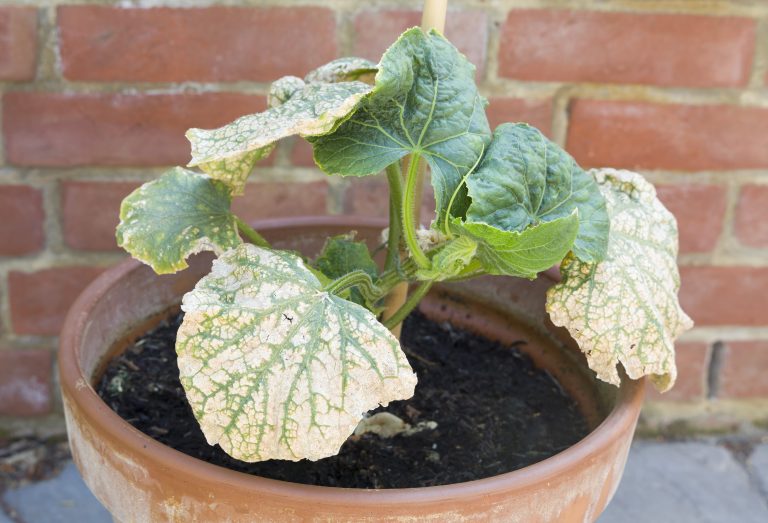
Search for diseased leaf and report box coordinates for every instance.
[452,212,579,279]
[464,123,609,262]
[176,244,417,462]
[116,168,240,275]
[187,80,371,194]
[311,28,491,221]
[416,235,477,281]
[546,169,694,391]
[305,57,377,84]
[315,234,379,307]
[267,75,306,108]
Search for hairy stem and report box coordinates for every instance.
[402,154,430,269]
[325,270,380,298]
[382,281,434,330]
[384,163,404,272]
[235,216,270,248]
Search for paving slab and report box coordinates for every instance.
[2,462,111,523]
[748,444,768,498]
[600,441,768,523]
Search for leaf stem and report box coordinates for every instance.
[384,163,404,272]
[325,270,380,298]
[235,216,270,248]
[402,154,430,269]
[382,281,434,330]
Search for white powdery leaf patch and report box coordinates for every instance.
[186,81,371,195]
[176,244,417,462]
[304,57,377,84]
[546,169,694,392]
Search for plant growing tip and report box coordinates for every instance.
[115,19,692,463]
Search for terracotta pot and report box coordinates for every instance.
[59,216,644,523]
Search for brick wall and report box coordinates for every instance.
[1,0,767,436]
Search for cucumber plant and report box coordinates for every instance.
[117,28,692,463]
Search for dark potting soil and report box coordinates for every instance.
[96,311,589,488]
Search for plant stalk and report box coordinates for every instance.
[401,154,431,269]
[381,1,448,336]
[382,281,434,330]
[235,216,270,248]
[384,164,404,272]
[382,162,409,336]
[325,270,380,297]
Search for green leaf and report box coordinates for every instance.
[176,244,417,462]
[311,28,491,221]
[314,234,379,307]
[187,80,372,194]
[463,123,609,262]
[452,212,579,279]
[305,57,377,84]
[546,169,694,392]
[416,235,477,281]
[116,168,240,275]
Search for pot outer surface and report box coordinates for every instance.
[59,216,644,523]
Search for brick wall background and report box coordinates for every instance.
[1,0,767,437]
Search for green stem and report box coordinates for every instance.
[382,281,434,329]
[402,154,430,269]
[376,258,419,295]
[325,270,380,297]
[384,163,404,272]
[235,216,270,248]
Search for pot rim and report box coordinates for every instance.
[59,215,644,506]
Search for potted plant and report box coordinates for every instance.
[59,2,692,521]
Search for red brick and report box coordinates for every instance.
[9,266,105,336]
[567,100,768,170]
[646,342,709,402]
[4,92,266,167]
[0,350,51,416]
[0,185,45,256]
[62,181,140,251]
[345,175,435,223]
[655,184,727,254]
[0,7,37,81]
[679,266,768,326]
[500,10,755,88]
[734,184,768,248]
[232,182,328,223]
[58,6,336,82]
[290,138,316,168]
[487,98,553,137]
[720,340,768,398]
[353,9,487,78]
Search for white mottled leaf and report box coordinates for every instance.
[116,168,240,275]
[176,244,417,462]
[267,75,306,108]
[546,169,693,391]
[304,57,377,84]
[187,81,371,194]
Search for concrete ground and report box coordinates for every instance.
[1,440,767,522]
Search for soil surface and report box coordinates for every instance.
[97,311,588,488]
